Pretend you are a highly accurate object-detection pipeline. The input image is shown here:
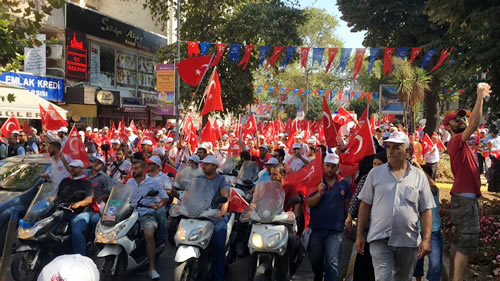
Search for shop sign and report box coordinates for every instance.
[0,72,64,102]
[123,106,145,112]
[141,92,157,107]
[156,64,175,116]
[122,96,143,106]
[24,34,46,76]
[96,90,115,105]
[66,29,88,80]
[66,3,167,52]
[83,87,96,105]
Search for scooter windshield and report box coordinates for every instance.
[173,164,204,190]
[23,182,57,223]
[236,161,259,185]
[250,181,285,223]
[179,177,217,218]
[101,183,135,226]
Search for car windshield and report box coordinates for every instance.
[179,177,217,218]
[0,162,46,192]
[250,181,285,223]
[23,182,57,222]
[101,183,135,226]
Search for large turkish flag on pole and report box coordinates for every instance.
[62,126,90,168]
[177,55,213,86]
[340,116,375,165]
[322,96,337,148]
[0,114,21,137]
[200,68,224,116]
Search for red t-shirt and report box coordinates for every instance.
[252,154,270,169]
[282,183,299,212]
[447,133,481,197]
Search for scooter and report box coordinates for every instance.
[94,183,165,280]
[11,182,96,281]
[171,177,234,281]
[240,181,299,281]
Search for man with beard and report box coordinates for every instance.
[127,160,168,279]
[147,156,171,243]
[19,131,38,154]
[40,141,71,186]
[444,83,491,281]
[85,155,113,226]
[7,132,25,157]
[107,148,132,184]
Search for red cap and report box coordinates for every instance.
[442,109,466,126]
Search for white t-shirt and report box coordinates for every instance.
[51,155,72,187]
[488,136,500,151]
[440,128,451,143]
[286,156,306,172]
[168,146,178,159]
[424,145,440,164]
[149,172,172,191]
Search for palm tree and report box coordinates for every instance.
[392,58,432,132]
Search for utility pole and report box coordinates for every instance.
[175,0,181,135]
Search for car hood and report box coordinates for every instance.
[0,190,21,203]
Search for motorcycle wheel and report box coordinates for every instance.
[174,258,196,281]
[95,254,126,281]
[10,251,44,281]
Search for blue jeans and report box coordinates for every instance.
[155,206,168,241]
[211,216,228,281]
[64,211,91,255]
[414,231,443,281]
[307,229,343,281]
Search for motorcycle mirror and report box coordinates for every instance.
[213,196,228,204]
[147,190,159,197]
[289,196,302,206]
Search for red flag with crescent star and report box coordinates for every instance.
[300,47,310,68]
[177,55,213,86]
[352,48,366,80]
[322,96,337,148]
[187,41,199,57]
[0,114,21,137]
[333,107,354,126]
[266,46,284,69]
[325,48,338,73]
[383,48,395,76]
[284,150,323,196]
[183,115,198,153]
[199,120,217,147]
[200,68,224,116]
[429,48,452,73]
[62,126,90,168]
[238,45,255,71]
[229,189,249,213]
[243,114,257,138]
[42,104,68,131]
[422,133,434,156]
[210,43,227,67]
[339,116,375,165]
[409,47,422,64]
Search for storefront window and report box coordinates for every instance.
[138,56,156,90]
[90,42,115,88]
[116,50,137,88]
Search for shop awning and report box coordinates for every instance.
[0,83,67,119]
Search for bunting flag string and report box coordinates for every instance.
[266,46,285,69]
[367,48,382,75]
[253,84,379,101]
[383,48,395,76]
[281,47,296,68]
[336,48,352,72]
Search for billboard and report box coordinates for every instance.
[379,84,404,114]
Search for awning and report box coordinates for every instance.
[0,82,67,119]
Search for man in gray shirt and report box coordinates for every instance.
[356,131,435,281]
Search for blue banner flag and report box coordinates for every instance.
[373,92,379,100]
[256,86,263,94]
[228,44,241,64]
[258,46,271,67]
[420,49,437,69]
[336,48,352,72]
[318,90,325,96]
[268,87,275,93]
[292,88,299,94]
[312,48,325,66]
[330,90,338,102]
[396,47,410,59]
[199,42,211,56]
[354,92,361,99]
[281,87,287,93]
[367,48,382,75]
[281,47,296,68]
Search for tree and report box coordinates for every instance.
[338,0,448,136]
[305,97,338,120]
[0,0,65,71]
[347,98,378,119]
[145,0,305,118]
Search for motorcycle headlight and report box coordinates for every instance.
[18,216,54,240]
[250,233,263,249]
[266,232,281,248]
[188,227,203,241]
[176,226,187,241]
[95,222,127,244]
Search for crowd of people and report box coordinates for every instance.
[1,83,496,281]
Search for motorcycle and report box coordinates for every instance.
[240,181,299,281]
[171,177,234,281]
[94,183,165,280]
[11,182,96,281]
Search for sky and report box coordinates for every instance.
[298,0,365,47]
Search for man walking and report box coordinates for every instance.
[443,83,491,281]
[356,131,436,281]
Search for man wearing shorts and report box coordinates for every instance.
[128,160,168,280]
[443,83,491,281]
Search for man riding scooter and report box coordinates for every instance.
[127,160,169,279]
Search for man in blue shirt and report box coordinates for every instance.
[307,153,351,281]
[127,160,168,280]
[7,132,25,157]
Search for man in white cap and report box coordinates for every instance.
[285,143,309,172]
[84,127,97,156]
[84,155,113,226]
[40,141,71,186]
[54,159,93,255]
[307,153,351,281]
[37,254,99,281]
[257,157,280,183]
[294,133,309,155]
[198,155,230,281]
[252,144,271,169]
[166,137,178,159]
[140,139,153,158]
[356,131,436,281]
[47,126,68,145]
[147,155,171,243]
[125,127,138,146]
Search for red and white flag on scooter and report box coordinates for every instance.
[229,189,249,213]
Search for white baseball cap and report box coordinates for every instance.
[292,143,301,149]
[93,128,98,133]
[166,137,174,143]
[110,139,120,144]
[222,134,229,139]
[279,133,285,137]
[188,155,200,164]
[265,158,280,165]
[153,147,166,156]
[259,135,265,139]
[94,155,106,165]
[103,126,109,130]
[78,131,85,136]
[384,131,410,145]
[141,139,153,145]
[324,153,339,165]
[148,156,162,167]
[259,145,268,150]
[37,254,99,281]
[125,127,132,131]
[294,134,303,139]
[307,138,316,145]
[200,155,218,166]
[11,130,19,135]
[57,127,68,133]
[69,159,84,168]
[156,131,162,136]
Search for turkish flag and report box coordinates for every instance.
[184,115,198,153]
[325,48,338,73]
[284,151,323,196]
[177,55,213,86]
[333,107,354,126]
[229,189,249,213]
[39,105,48,130]
[143,130,158,146]
[429,48,452,73]
[264,124,274,144]
[369,114,376,134]
[352,48,366,80]
[367,92,373,105]
[228,139,242,157]
[243,114,257,138]
[432,132,446,151]
[129,120,138,134]
[210,43,227,67]
[300,47,310,68]
[42,104,68,131]
[409,47,422,64]
[22,122,31,133]
[422,133,434,156]
[358,106,369,127]
[163,163,178,177]
[322,96,337,148]
[238,45,255,71]
[187,41,199,57]
[199,121,217,147]
[340,117,375,165]
[0,114,21,137]
[200,69,224,116]
[383,48,395,76]
[212,120,222,140]
[266,46,284,69]
[62,126,90,168]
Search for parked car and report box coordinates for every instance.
[0,154,51,253]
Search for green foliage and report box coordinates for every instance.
[284,104,297,120]
[0,0,65,72]
[304,96,338,121]
[347,98,379,118]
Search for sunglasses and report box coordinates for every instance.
[454,116,466,122]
